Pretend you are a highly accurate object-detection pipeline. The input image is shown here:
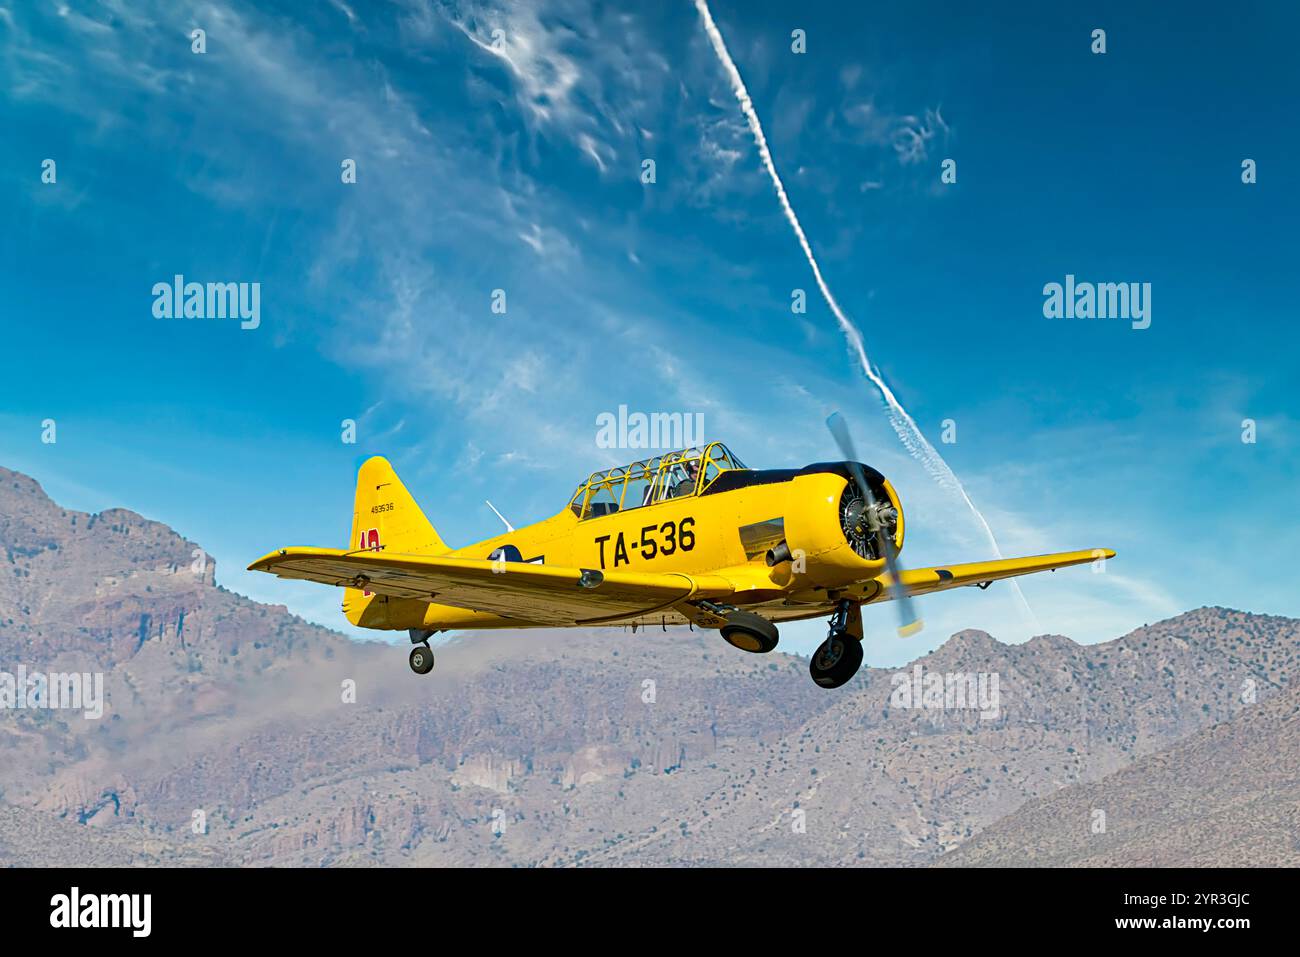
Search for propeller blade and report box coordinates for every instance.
[826,410,859,462]
[825,412,924,637]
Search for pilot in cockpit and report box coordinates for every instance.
[667,458,700,499]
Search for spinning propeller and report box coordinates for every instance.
[826,412,924,638]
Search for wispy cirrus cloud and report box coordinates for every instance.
[6,0,1258,654]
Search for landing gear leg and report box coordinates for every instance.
[828,599,863,641]
[809,599,864,689]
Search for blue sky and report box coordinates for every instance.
[2,0,1296,665]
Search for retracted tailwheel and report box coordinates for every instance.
[409,644,435,675]
[719,609,780,654]
[809,632,863,688]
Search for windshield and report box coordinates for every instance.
[572,443,746,519]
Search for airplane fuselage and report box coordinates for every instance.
[345,463,897,632]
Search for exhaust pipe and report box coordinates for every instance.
[765,541,793,567]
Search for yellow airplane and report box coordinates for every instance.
[250,415,1114,689]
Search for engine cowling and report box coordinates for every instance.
[772,463,905,590]
[836,470,904,561]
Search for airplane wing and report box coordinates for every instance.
[863,548,1114,602]
[248,547,735,625]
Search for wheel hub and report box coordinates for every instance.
[816,638,843,669]
[725,630,763,652]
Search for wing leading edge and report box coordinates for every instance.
[868,548,1115,601]
[247,547,734,625]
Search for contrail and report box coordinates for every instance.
[693,0,1039,631]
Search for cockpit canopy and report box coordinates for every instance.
[568,442,748,520]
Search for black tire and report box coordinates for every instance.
[409,644,435,675]
[809,632,863,688]
[719,610,780,653]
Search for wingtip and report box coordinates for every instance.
[247,548,290,573]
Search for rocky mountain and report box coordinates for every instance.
[1,465,1295,866]
[937,676,1300,867]
[0,802,226,867]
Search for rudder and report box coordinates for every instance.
[345,456,447,627]
[349,455,447,557]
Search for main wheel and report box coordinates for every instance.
[809,632,863,688]
[719,610,780,653]
[409,644,435,675]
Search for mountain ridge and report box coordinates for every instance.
[1,464,1294,866]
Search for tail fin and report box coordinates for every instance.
[348,455,447,557]
[344,456,447,627]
